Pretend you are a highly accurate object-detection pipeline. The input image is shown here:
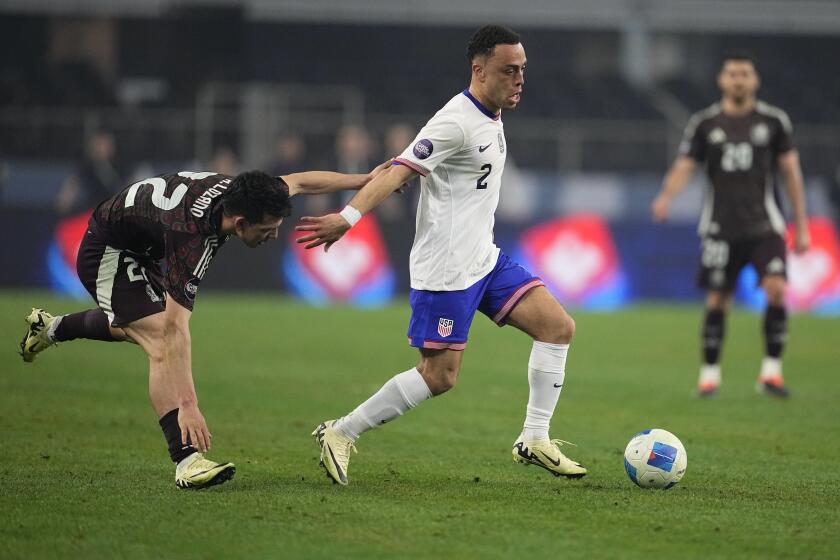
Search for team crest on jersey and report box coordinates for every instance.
[708,127,727,144]
[497,132,505,154]
[437,318,454,338]
[751,123,770,146]
[413,139,433,160]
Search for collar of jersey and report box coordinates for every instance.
[462,89,501,121]
[209,202,224,235]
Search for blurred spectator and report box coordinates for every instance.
[55,129,122,215]
[379,123,418,221]
[267,133,309,175]
[829,164,840,227]
[306,125,376,213]
[335,125,374,174]
[382,123,415,161]
[209,146,239,176]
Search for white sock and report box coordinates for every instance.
[760,357,783,380]
[523,341,568,441]
[699,364,721,386]
[46,315,63,342]
[334,368,432,441]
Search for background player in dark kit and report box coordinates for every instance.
[652,53,809,398]
[20,165,388,488]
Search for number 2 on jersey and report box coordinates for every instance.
[124,172,216,210]
[476,163,492,190]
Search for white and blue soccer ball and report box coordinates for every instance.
[623,429,687,489]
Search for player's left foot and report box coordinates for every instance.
[312,420,357,486]
[696,382,720,398]
[512,435,587,479]
[756,376,790,399]
[175,452,236,489]
[20,308,57,362]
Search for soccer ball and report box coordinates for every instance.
[623,429,687,489]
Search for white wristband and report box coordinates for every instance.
[339,205,363,227]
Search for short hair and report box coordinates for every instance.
[221,170,292,223]
[720,51,757,70]
[467,25,520,63]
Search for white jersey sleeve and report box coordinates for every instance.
[393,115,465,176]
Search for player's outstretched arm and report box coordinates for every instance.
[161,299,211,453]
[778,150,810,253]
[281,160,392,196]
[295,163,417,251]
[652,156,697,222]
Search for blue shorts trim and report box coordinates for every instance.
[407,252,543,350]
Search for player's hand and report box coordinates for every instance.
[368,159,408,194]
[296,213,351,252]
[179,404,211,453]
[651,194,670,222]
[368,160,392,182]
[794,226,811,254]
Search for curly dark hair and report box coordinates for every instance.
[221,171,292,223]
[466,25,520,63]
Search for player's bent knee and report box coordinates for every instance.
[560,313,576,341]
[538,312,575,344]
[418,362,460,395]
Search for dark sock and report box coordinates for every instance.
[159,409,197,464]
[53,309,117,342]
[702,309,726,365]
[764,305,788,358]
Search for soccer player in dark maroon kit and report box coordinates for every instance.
[20,166,387,488]
[652,53,810,398]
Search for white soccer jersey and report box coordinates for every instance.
[395,90,507,291]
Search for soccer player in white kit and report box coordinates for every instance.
[297,25,586,485]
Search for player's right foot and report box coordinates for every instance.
[175,452,236,489]
[20,308,57,362]
[512,435,587,479]
[312,420,357,486]
[756,376,791,399]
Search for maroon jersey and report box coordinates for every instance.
[90,171,233,310]
[679,100,794,240]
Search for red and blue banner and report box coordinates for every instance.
[48,210,91,299]
[515,214,628,309]
[284,214,396,306]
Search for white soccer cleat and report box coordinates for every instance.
[512,434,587,479]
[20,308,57,362]
[312,420,357,486]
[175,452,235,489]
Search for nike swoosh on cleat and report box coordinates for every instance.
[538,451,562,467]
[478,143,491,152]
[189,465,230,478]
[553,383,563,388]
[327,445,346,483]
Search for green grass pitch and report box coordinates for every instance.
[1,290,839,559]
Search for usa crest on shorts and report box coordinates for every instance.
[437,318,454,338]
